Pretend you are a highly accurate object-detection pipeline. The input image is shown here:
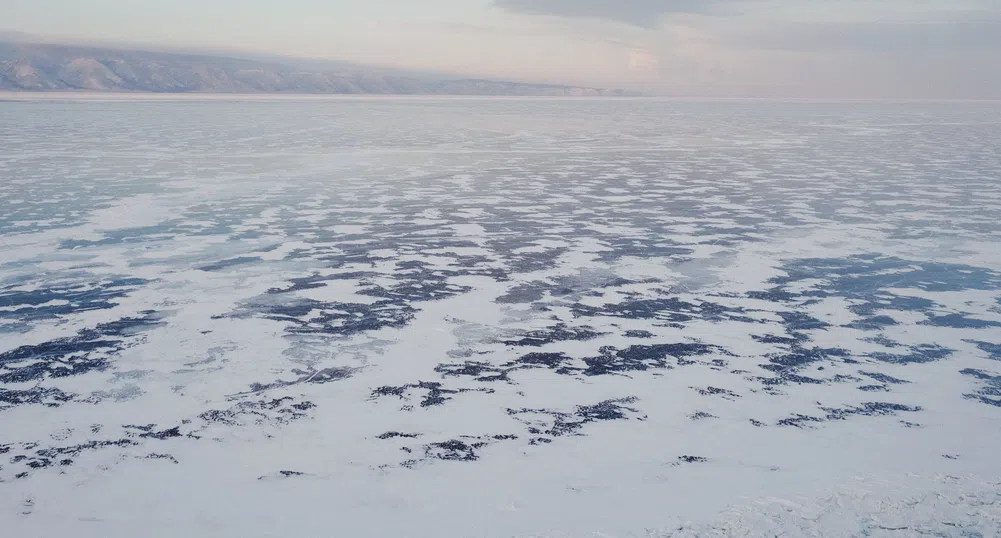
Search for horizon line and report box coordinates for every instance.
[3,91,1001,104]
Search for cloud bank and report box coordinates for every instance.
[493,0,738,27]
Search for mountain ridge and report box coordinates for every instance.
[0,41,639,96]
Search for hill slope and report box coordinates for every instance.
[0,41,635,96]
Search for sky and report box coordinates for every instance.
[3,0,1000,98]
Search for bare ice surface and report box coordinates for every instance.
[1,98,1000,537]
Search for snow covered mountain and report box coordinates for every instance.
[0,41,635,95]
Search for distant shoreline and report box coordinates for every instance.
[0,91,645,102]
[1,91,999,104]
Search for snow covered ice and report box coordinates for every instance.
[1,97,1000,537]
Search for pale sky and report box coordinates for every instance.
[3,0,1000,98]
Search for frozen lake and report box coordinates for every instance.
[2,97,1000,536]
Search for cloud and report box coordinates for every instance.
[493,1,1001,51]
[744,12,1001,52]
[493,0,735,27]
[436,20,648,51]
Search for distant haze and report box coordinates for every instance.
[2,0,1000,99]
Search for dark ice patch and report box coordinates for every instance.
[199,396,317,427]
[863,335,904,348]
[266,274,332,294]
[581,343,718,377]
[624,330,654,338]
[777,402,921,428]
[437,343,721,383]
[967,341,1001,361]
[258,470,308,480]
[4,439,137,479]
[395,433,522,467]
[921,313,1001,329]
[594,237,693,263]
[370,381,494,408]
[198,256,260,272]
[757,346,850,387]
[747,289,798,302]
[960,368,1001,407]
[859,371,910,385]
[0,277,149,325]
[145,453,179,464]
[424,440,483,462]
[494,274,651,305]
[377,432,421,440]
[0,387,74,410]
[675,456,708,465]
[231,297,417,337]
[233,261,484,339]
[57,224,179,250]
[823,402,922,420]
[848,295,937,317]
[869,344,953,364]
[845,315,898,331]
[495,281,551,304]
[764,346,849,371]
[0,311,165,387]
[137,427,182,440]
[769,255,1001,296]
[778,311,830,331]
[357,268,473,303]
[507,397,644,440]
[435,361,511,383]
[500,323,605,347]
[752,334,807,345]
[510,352,575,374]
[692,386,741,400]
[241,367,355,394]
[571,297,754,324]
[753,258,1000,338]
